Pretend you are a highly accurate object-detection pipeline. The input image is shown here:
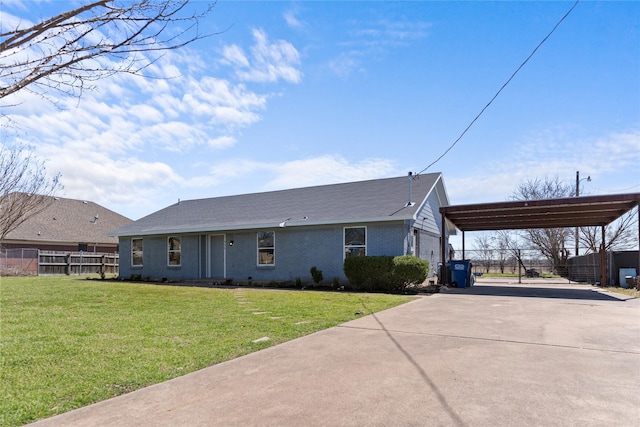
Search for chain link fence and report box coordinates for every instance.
[461,249,554,277]
[0,248,39,275]
[458,248,637,286]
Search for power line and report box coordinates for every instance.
[591,183,640,193]
[417,0,580,176]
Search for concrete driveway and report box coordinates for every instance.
[32,279,640,426]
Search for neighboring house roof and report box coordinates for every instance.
[111,174,449,237]
[3,195,132,245]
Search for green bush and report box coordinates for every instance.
[391,255,429,291]
[310,266,323,284]
[343,256,393,292]
[344,255,429,293]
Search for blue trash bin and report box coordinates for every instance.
[449,260,471,288]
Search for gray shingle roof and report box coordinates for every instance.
[111,174,444,237]
[4,196,131,244]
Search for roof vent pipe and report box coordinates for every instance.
[405,172,415,207]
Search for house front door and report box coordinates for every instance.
[207,234,225,279]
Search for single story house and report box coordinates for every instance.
[110,173,455,283]
[2,194,131,253]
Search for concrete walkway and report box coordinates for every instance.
[32,279,640,426]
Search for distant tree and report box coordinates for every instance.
[473,234,494,273]
[494,231,509,274]
[578,210,638,254]
[0,144,61,242]
[512,176,637,265]
[495,230,527,272]
[0,0,215,102]
[511,176,573,274]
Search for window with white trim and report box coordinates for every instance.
[257,231,275,265]
[132,238,143,266]
[344,226,366,258]
[168,236,181,266]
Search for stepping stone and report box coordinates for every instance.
[294,321,310,325]
[252,337,270,343]
[253,311,269,315]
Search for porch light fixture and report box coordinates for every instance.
[229,240,234,246]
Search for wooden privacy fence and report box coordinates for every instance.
[1,249,119,276]
[38,251,119,275]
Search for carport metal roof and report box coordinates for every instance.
[438,193,640,287]
[440,193,640,232]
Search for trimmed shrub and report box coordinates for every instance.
[310,266,323,284]
[344,255,429,293]
[391,255,429,292]
[343,256,394,292]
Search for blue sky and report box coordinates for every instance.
[2,0,639,231]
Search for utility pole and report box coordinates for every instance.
[575,171,591,256]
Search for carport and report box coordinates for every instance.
[440,193,640,285]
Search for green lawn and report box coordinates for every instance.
[0,276,410,426]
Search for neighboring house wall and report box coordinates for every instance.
[2,194,130,254]
[1,241,118,253]
[119,222,410,282]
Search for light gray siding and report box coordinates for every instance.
[119,235,199,280]
[415,230,441,277]
[413,189,442,235]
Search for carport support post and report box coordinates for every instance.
[462,231,465,260]
[441,214,447,285]
[600,225,606,287]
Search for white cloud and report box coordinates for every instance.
[589,130,640,169]
[327,17,431,78]
[182,77,267,127]
[36,139,182,215]
[207,136,236,149]
[284,10,306,30]
[353,20,431,43]
[224,28,303,84]
[206,154,397,192]
[221,45,250,68]
[328,51,364,79]
[445,127,640,204]
[0,23,304,219]
[263,155,396,190]
[128,104,165,124]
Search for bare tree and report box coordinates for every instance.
[0,0,215,102]
[0,144,61,242]
[509,176,637,274]
[1,1,215,240]
[473,234,494,273]
[495,230,527,272]
[579,210,639,253]
[511,176,573,274]
[494,231,509,274]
